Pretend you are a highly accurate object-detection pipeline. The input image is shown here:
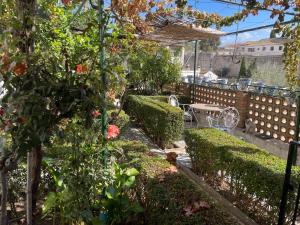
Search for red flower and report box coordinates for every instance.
[76,64,88,74]
[0,108,4,116]
[76,64,82,73]
[4,119,12,128]
[62,0,71,6]
[92,110,101,118]
[13,62,27,76]
[0,53,10,73]
[17,117,27,124]
[107,125,120,140]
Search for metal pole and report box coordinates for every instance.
[278,141,298,225]
[278,89,300,225]
[193,40,198,103]
[98,1,109,224]
[291,91,300,165]
[293,90,300,142]
[290,89,300,224]
[99,0,107,152]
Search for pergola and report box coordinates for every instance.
[139,16,225,102]
[140,23,224,45]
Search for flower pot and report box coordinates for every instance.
[238,78,252,91]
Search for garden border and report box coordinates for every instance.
[177,162,258,225]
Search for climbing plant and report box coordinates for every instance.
[1,0,300,224]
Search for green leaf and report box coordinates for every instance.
[124,176,135,187]
[91,217,102,225]
[106,186,116,199]
[43,192,57,213]
[131,202,144,213]
[126,168,139,177]
[57,179,64,187]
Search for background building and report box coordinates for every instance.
[221,38,287,56]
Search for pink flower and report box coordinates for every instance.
[0,108,4,116]
[92,110,101,118]
[62,0,71,6]
[107,125,120,140]
[76,64,88,74]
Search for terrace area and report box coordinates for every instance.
[1,1,300,225]
[123,80,300,225]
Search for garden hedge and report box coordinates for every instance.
[185,128,300,224]
[125,95,184,147]
[148,95,191,104]
[117,140,241,225]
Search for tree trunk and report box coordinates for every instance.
[31,146,42,218]
[26,146,42,225]
[15,1,39,225]
[0,138,8,225]
[0,168,8,225]
[26,152,33,225]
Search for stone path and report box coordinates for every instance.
[121,125,192,168]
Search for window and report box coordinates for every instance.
[270,46,274,51]
[279,46,283,51]
[262,47,266,51]
[242,47,245,51]
[248,48,255,52]
[257,48,260,51]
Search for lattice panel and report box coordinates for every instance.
[194,86,238,106]
[193,85,249,128]
[164,83,297,142]
[248,94,297,142]
[164,84,176,93]
[177,83,191,97]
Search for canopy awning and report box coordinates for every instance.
[139,18,225,45]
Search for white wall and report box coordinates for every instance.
[238,44,284,56]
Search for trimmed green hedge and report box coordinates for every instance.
[117,140,240,225]
[125,95,184,147]
[185,128,300,224]
[148,95,191,104]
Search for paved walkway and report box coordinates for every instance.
[121,125,192,168]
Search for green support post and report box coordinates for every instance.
[292,88,300,165]
[278,88,300,225]
[294,88,300,142]
[193,40,198,103]
[98,0,108,223]
[98,0,107,160]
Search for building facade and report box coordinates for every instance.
[220,38,287,56]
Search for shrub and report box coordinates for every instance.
[114,140,148,158]
[148,95,191,104]
[125,95,184,148]
[108,109,130,134]
[185,128,300,224]
[131,150,240,225]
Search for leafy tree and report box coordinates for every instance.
[184,38,221,53]
[1,1,220,224]
[199,38,221,52]
[239,57,247,78]
[270,29,277,38]
[252,62,287,86]
[144,48,181,93]
[220,67,230,77]
[127,45,181,94]
[247,58,257,78]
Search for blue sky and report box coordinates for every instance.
[187,0,291,45]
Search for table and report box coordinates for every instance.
[190,103,224,127]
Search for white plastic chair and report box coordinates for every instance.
[168,95,193,125]
[207,107,239,131]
